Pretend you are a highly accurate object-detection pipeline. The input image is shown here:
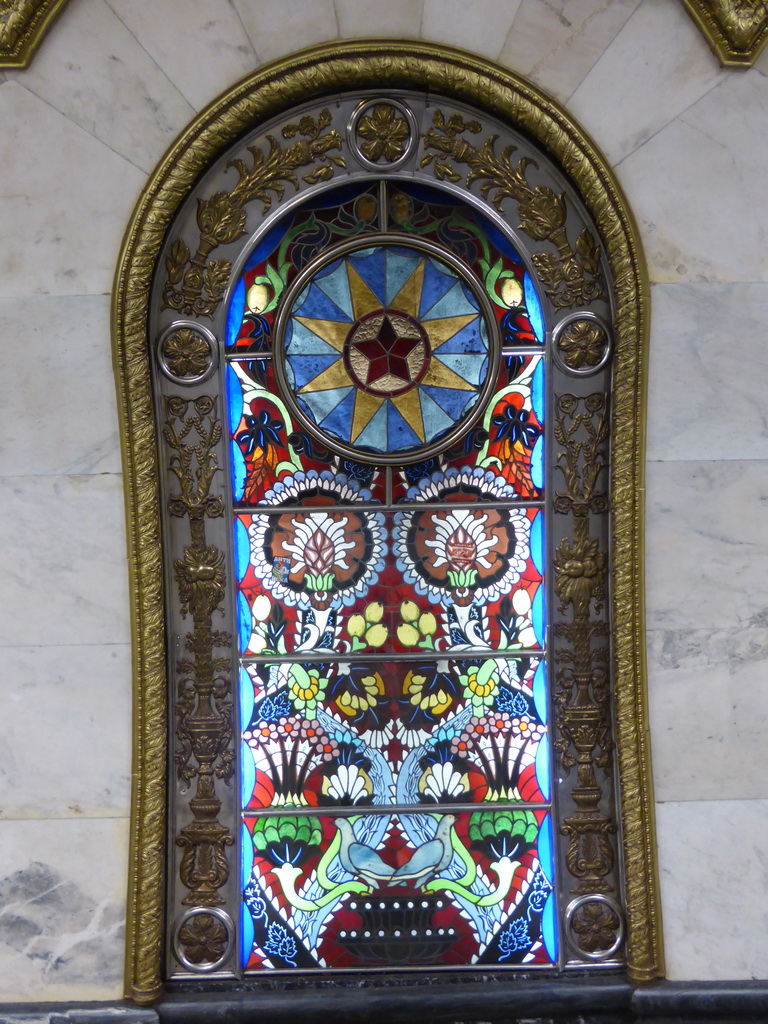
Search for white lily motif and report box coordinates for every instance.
[423,761,468,801]
[325,763,369,804]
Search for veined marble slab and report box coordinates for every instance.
[422,0,521,62]
[648,627,768,802]
[619,66,768,284]
[645,459,768,632]
[234,0,338,65]
[647,283,768,462]
[568,0,720,164]
[500,0,641,104]
[1,644,131,819]
[0,818,127,1002]
[105,0,258,111]
[655,799,768,980]
[0,475,130,648]
[7,0,194,174]
[334,0,424,40]
[0,83,144,298]
[0,295,120,476]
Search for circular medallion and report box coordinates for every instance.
[157,321,218,384]
[274,236,499,464]
[348,98,418,169]
[553,312,611,376]
[173,907,235,973]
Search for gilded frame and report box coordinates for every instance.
[112,41,662,1004]
[0,0,70,68]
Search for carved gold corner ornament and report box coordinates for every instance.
[162,110,345,318]
[113,41,662,1003]
[683,0,768,66]
[0,0,69,68]
[421,111,604,311]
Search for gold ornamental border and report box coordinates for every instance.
[0,0,70,68]
[112,40,662,1003]
[682,0,768,67]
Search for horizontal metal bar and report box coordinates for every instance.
[233,498,545,515]
[240,648,544,666]
[242,801,550,818]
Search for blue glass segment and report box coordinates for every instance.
[226,277,246,348]
[530,511,544,576]
[535,732,551,800]
[237,591,251,653]
[234,518,249,583]
[239,665,254,730]
[241,898,255,969]
[532,660,547,725]
[524,273,544,343]
[542,891,558,962]
[231,439,246,501]
[227,363,243,434]
[245,219,290,271]
[531,358,545,423]
[531,433,544,491]
[241,740,255,808]
[242,820,254,888]
[538,813,554,885]
[532,583,546,648]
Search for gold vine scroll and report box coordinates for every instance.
[164,396,235,947]
[552,393,618,947]
[163,110,345,318]
[422,110,604,311]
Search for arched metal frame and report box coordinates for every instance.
[112,41,662,1004]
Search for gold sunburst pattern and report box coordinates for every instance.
[278,242,492,461]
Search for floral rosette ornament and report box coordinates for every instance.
[394,467,530,609]
[248,471,386,611]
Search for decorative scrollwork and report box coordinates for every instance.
[683,0,768,66]
[174,907,235,972]
[422,111,604,311]
[163,110,346,317]
[165,396,234,911]
[556,317,609,372]
[159,325,216,382]
[0,0,69,67]
[552,393,616,898]
[356,102,411,164]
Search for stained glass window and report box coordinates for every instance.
[221,179,555,971]
[135,73,658,994]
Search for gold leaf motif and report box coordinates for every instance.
[558,318,608,370]
[683,0,768,66]
[423,112,604,310]
[162,111,345,318]
[0,0,69,67]
[356,103,411,163]
[160,328,211,379]
[177,912,229,964]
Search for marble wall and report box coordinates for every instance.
[0,0,765,1001]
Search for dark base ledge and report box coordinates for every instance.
[4,980,768,1024]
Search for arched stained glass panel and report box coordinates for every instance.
[115,47,661,1000]
[225,180,550,970]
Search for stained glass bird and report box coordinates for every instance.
[391,814,457,887]
[334,817,396,885]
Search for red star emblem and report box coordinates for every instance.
[353,314,421,386]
